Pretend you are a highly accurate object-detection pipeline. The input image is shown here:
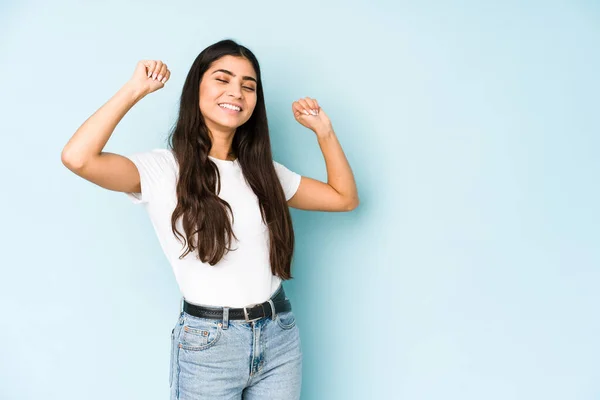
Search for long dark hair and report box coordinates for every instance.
[167,39,295,280]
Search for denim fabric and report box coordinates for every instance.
[169,289,302,399]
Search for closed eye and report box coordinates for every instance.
[216,78,255,92]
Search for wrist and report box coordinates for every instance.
[315,127,334,140]
[122,81,148,102]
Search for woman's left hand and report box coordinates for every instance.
[292,97,333,137]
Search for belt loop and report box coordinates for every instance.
[222,307,230,330]
[179,297,185,324]
[267,299,276,320]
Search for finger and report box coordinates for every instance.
[151,60,164,80]
[292,102,305,117]
[307,98,319,115]
[292,101,305,113]
[157,63,168,82]
[143,60,156,77]
[303,97,319,115]
[304,97,317,110]
[297,99,312,116]
[161,69,170,84]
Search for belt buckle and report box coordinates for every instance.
[243,303,264,322]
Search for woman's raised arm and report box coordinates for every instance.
[61,60,170,193]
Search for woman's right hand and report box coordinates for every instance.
[128,60,171,96]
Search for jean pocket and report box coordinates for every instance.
[180,316,222,351]
[276,311,297,330]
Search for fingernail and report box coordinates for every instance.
[148,71,152,77]
[158,74,163,81]
[303,110,309,115]
[310,110,317,115]
[152,72,157,80]
[161,77,167,83]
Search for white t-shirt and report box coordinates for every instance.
[124,148,301,307]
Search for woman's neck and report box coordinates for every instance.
[208,129,236,161]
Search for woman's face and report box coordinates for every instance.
[199,55,258,134]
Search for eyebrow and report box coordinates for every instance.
[211,69,257,84]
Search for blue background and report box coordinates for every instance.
[1,0,599,398]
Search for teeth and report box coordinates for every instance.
[219,103,241,111]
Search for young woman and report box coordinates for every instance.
[61,39,358,399]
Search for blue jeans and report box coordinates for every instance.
[169,286,302,399]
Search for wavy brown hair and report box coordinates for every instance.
[167,39,295,280]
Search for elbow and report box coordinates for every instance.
[60,148,71,167]
[61,147,84,171]
[344,196,360,211]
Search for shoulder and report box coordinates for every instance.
[128,147,174,161]
[151,148,176,163]
[127,148,178,179]
[139,147,176,164]
[272,159,302,201]
[272,160,298,178]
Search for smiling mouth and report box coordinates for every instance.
[218,103,242,112]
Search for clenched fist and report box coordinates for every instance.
[128,60,171,96]
[292,97,333,138]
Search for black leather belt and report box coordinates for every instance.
[183,285,291,322]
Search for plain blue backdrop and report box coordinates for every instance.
[1,0,599,399]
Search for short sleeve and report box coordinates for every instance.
[273,161,302,201]
[124,149,176,204]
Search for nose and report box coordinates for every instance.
[227,86,243,99]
